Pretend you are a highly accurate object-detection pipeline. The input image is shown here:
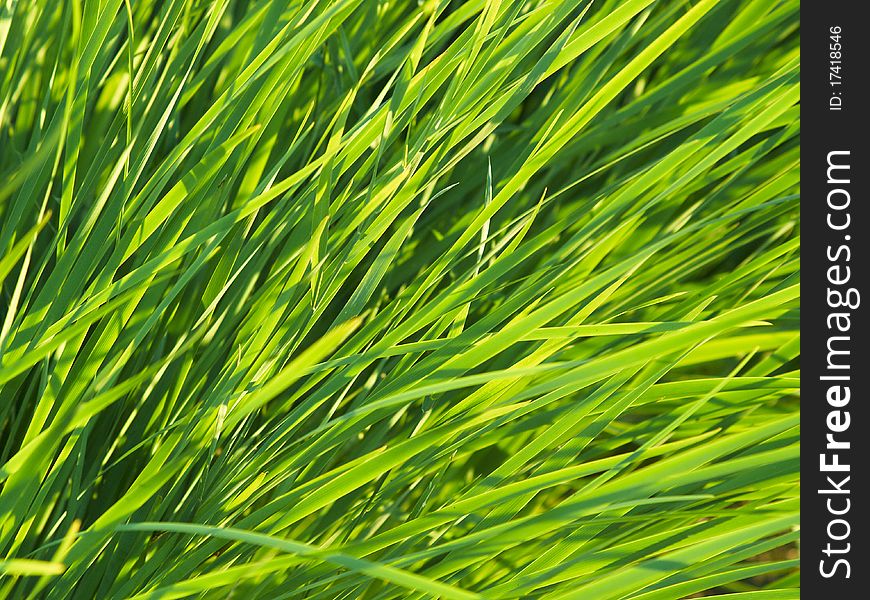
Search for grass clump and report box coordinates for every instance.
[0,0,799,598]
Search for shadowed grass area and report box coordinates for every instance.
[0,0,798,598]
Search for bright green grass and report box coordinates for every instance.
[0,0,799,598]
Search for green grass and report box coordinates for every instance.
[0,0,799,598]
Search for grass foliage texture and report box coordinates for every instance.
[0,0,799,597]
